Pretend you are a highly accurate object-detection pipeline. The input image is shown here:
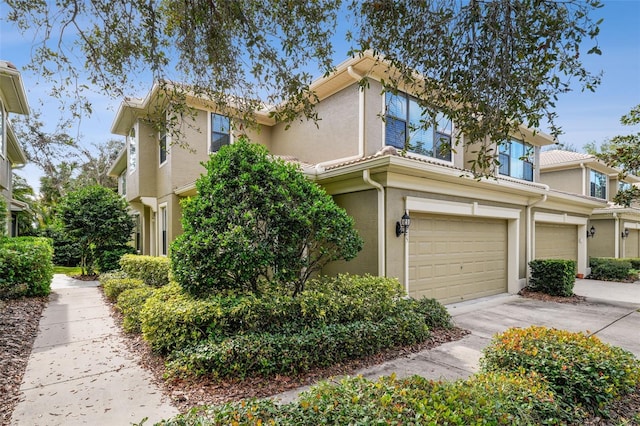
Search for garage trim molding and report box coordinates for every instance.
[403,197,521,296]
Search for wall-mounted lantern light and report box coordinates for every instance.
[622,228,630,239]
[586,226,596,238]
[396,211,411,237]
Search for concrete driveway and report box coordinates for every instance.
[275,279,640,403]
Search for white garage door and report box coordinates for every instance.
[408,214,508,304]
[535,223,577,261]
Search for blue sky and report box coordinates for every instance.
[1,1,639,191]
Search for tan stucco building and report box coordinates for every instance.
[0,61,29,237]
[540,150,640,260]
[109,54,604,304]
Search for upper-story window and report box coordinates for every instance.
[210,113,230,153]
[498,138,533,181]
[0,101,5,159]
[128,126,137,172]
[118,172,127,196]
[619,181,632,192]
[384,92,452,161]
[159,131,167,165]
[590,169,607,199]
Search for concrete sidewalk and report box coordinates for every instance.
[275,279,640,404]
[11,275,178,426]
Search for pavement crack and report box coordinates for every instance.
[587,308,638,337]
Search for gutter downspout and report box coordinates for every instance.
[526,184,549,283]
[580,163,586,196]
[614,212,620,258]
[314,66,366,173]
[363,169,385,276]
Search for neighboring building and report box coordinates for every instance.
[0,61,29,236]
[540,150,640,259]
[109,53,602,304]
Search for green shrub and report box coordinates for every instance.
[99,270,128,285]
[481,325,640,415]
[116,286,156,333]
[170,138,363,297]
[36,226,81,267]
[403,296,453,328]
[589,257,633,281]
[95,245,137,273]
[102,277,145,302]
[627,258,640,270]
[119,254,171,287]
[0,237,54,298]
[159,373,570,425]
[139,283,220,353]
[166,310,430,379]
[528,259,576,296]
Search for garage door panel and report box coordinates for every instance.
[535,223,577,261]
[625,230,639,258]
[409,214,507,305]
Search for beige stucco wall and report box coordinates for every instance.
[540,168,584,195]
[322,189,379,277]
[125,121,158,202]
[269,83,360,164]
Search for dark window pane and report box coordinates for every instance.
[385,117,406,149]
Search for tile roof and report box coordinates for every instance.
[539,150,594,166]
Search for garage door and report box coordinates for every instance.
[535,223,577,261]
[624,229,639,258]
[408,214,507,304]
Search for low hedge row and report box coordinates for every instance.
[119,254,171,287]
[159,326,640,425]
[589,257,633,281]
[166,310,430,379]
[0,237,54,299]
[139,276,451,355]
[117,286,156,333]
[159,372,570,425]
[102,277,146,302]
[481,325,640,415]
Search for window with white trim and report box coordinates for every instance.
[498,138,534,181]
[384,92,452,161]
[118,172,127,196]
[128,126,137,172]
[210,113,230,153]
[159,131,167,165]
[590,169,607,199]
[619,181,632,192]
[159,204,168,256]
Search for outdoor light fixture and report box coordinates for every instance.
[622,228,630,239]
[396,211,411,237]
[586,226,596,238]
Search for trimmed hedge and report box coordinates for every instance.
[166,310,430,379]
[481,325,640,415]
[137,275,447,355]
[589,257,633,281]
[159,373,570,425]
[119,254,171,287]
[139,283,220,353]
[528,259,576,296]
[102,277,146,302]
[0,237,54,298]
[95,245,137,273]
[116,286,156,333]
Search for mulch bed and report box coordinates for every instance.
[518,287,587,304]
[102,291,470,412]
[0,296,48,426]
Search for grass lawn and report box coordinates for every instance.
[53,265,82,276]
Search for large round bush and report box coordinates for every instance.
[171,137,363,297]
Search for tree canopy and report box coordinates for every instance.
[5,0,603,176]
[58,185,135,275]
